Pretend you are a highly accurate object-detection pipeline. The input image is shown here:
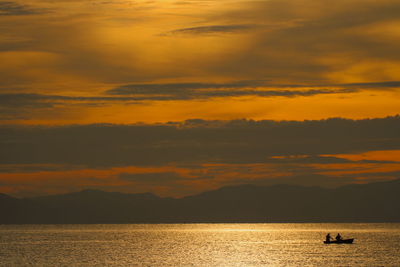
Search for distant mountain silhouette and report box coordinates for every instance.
[1,179,399,223]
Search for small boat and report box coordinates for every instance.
[324,238,354,244]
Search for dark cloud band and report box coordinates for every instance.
[1,115,399,168]
[106,81,358,99]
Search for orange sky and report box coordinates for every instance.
[0,0,399,125]
[0,0,399,196]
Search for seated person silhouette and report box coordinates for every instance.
[326,233,331,242]
[336,233,342,241]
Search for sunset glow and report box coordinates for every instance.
[1,0,399,196]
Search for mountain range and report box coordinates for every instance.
[1,179,399,223]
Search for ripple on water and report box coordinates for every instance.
[0,223,399,266]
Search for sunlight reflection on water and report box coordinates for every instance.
[0,223,399,266]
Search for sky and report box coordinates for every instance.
[0,0,399,197]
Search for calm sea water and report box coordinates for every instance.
[0,223,399,266]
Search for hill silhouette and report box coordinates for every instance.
[1,179,399,223]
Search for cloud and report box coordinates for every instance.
[106,81,357,100]
[197,0,400,82]
[0,93,165,118]
[1,115,399,168]
[0,93,140,120]
[1,0,400,196]
[224,173,359,189]
[268,155,351,164]
[166,24,255,35]
[1,0,400,93]
[0,163,85,173]
[119,172,185,183]
[0,116,399,196]
[0,1,44,16]
[342,81,400,89]
[107,81,266,94]
[107,80,400,100]
[0,83,359,120]
[1,80,396,112]
[0,93,146,107]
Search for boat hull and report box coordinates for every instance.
[324,238,354,244]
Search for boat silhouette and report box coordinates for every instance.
[324,238,354,244]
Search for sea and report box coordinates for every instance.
[0,223,399,266]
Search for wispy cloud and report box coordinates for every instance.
[342,81,400,89]
[0,83,358,119]
[106,81,357,100]
[165,24,255,35]
[0,93,148,108]
[0,1,45,16]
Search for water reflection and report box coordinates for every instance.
[0,224,399,266]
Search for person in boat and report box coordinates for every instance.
[326,233,331,242]
[336,233,342,241]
